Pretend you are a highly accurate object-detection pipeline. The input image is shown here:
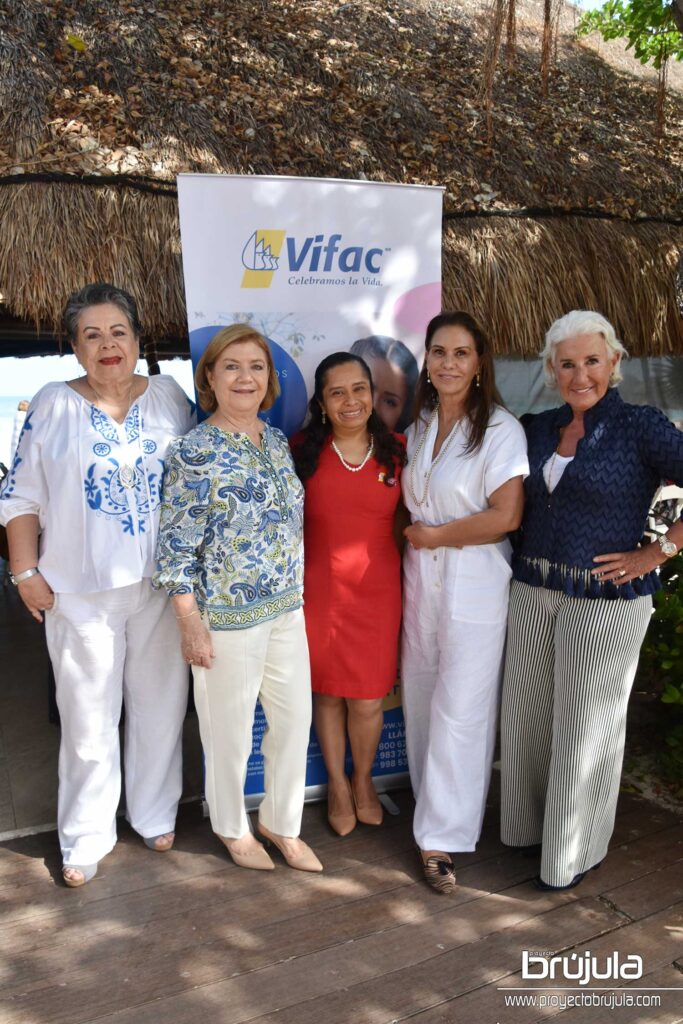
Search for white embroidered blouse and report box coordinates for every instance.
[0,375,195,593]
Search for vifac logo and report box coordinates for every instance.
[241,230,287,289]
[241,230,387,289]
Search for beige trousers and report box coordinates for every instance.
[192,607,312,839]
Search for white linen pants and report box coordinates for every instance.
[402,613,507,853]
[192,608,312,839]
[45,580,188,866]
[500,581,652,887]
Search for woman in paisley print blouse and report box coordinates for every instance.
[155,324,322,874]
[0,283,195,887]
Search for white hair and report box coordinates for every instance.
[540,310,628,388]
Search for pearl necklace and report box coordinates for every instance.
[408,407,462,508]
[331,436,374,473]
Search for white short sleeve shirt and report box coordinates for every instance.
[402,406,529,624]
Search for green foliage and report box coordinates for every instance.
[577,1,683,69]
[639,552,683,779]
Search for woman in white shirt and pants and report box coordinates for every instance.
[401,311,528,893]
[0,284,194,887]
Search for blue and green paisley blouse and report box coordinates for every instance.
[154,422,304,629]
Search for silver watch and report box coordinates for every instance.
[9,567,40,585]
[657,535,678,558]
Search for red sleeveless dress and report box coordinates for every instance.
[299,435,404,699]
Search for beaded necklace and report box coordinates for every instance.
[331,436,374,473]
[408,407,462,508]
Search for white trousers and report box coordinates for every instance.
[45,580,188,866]
[402,615,507,852]
[192,608,312,839]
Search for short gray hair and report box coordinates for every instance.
[540,310,627,388]
[63,283,142,343]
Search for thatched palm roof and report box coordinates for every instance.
[0,0,681,357]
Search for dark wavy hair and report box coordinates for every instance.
[412,310,503,455]
[349,335,419,432]
[292,352,406,485]
[63,282,142,343]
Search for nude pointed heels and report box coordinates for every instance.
[327,778,357,836]
[351,777,383,826]
[219,835,274,871]
[328,808,357,837]
[258,823,323,873]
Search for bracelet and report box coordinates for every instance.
[175,609,200,620]
[9,567,40,586]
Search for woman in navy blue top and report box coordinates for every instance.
[500,310,683,890]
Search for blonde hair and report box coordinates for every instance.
[541,310,628,388]
[194,324,280,413]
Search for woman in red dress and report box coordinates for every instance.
[292,353,406,836]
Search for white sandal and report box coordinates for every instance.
[143,832,175,852]
[62,864,97,888]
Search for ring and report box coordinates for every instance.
[619,569,626,577]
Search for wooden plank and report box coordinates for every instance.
[0,786,550,973]
[1,789,679,1024]
[68,901,618,1024]
[0,787,584,975]
[570,824,683,901]
[602,857,683,920]
[248,904,682,1024]
[0,830,568,1023]
[0,799,422,946]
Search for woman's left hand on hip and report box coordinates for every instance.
[592,543,661,584]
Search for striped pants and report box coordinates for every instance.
[500,580,652,887]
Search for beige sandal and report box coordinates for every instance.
[421,853,456,894]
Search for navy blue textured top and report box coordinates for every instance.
[513,388,683,600]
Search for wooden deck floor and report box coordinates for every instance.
[1,784,681,1024]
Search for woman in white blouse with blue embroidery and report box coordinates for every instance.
[155,324,322,875]
[0,284,194,887]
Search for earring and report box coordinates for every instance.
[321,410,326,424]
[427,371,432,385]
[475,372,481,388]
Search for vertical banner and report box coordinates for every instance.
[177,174,443,796]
